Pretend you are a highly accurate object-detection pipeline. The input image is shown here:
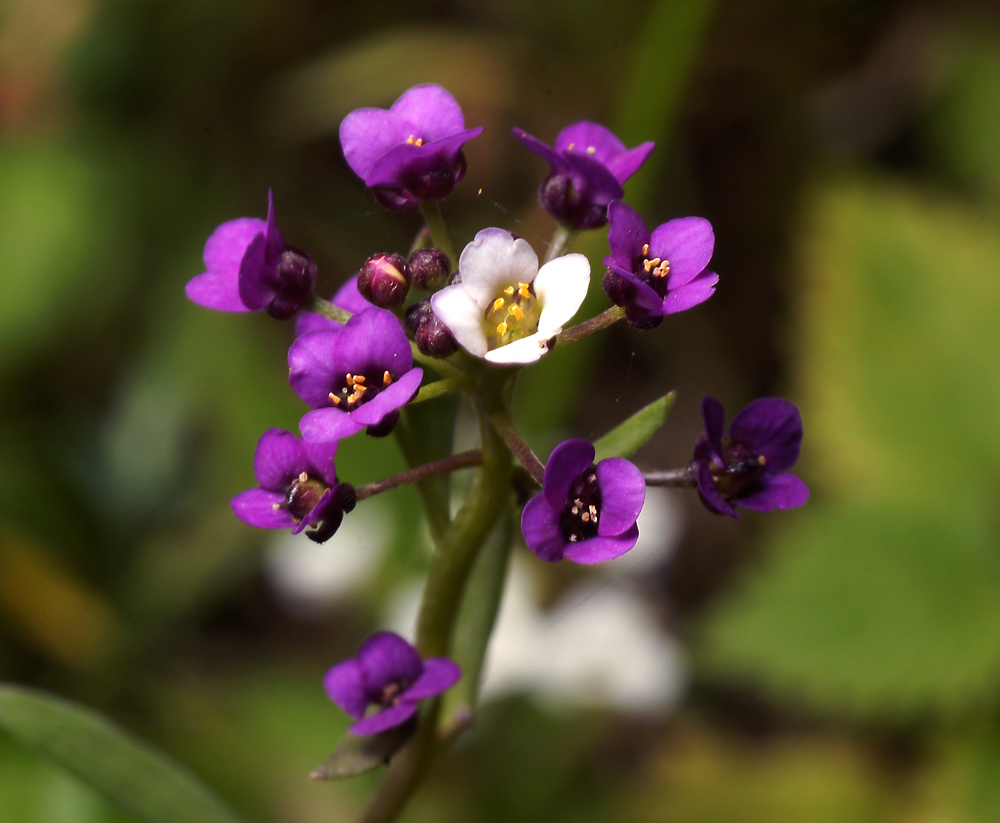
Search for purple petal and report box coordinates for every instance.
[184,270,250,312]
[554,122,625,164]
[595,458,645,536]
[340,108,416,181]
[700,397,726,464]
[333,309,413,378]
[562,524,639,564]
[294,311,340,338]
[230,488,295,529]
[324,659,368,720]
[520,494,566,563]
[562,152,624,204]
[695,461,738,519]
[349,703,418,737]
[605,142,656,183]
[289,330,343,408]
[649,217,715,287]
[333,275,372,315]
[737,472,810,512]
[304,440,339,487]
[511,127,568,171]
[542,439,595,510]
[253,428,308,490]
[729,398,803,472]
[299,408,365,443]
[357,632,423,693]
[390,84,466,141]
[606,200,650,271]
[402,658,461,701]
[292,487,334,535]
[348,368,423,426]
[237,232,275,311]
[203,217,267,275]
[366,128,482,189]
[661,271,718,314]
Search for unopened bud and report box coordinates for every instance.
[333,481,357,513]
[415,315,458,358]
[408,248,451,290]
[357,253,411,308]
[266,247,318,320]
[404,300,435,336]
[539,172,608,230]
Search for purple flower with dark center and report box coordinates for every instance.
[693,396,809,518]
[521,439,646,564]
[185,191,317,319]
[291,308,423,442]
[294,274,372,338]
[324,631,461,736]
[512,122,655,229]
[603,200,719,329]
[230,428,356,544]
[340,84,483,211]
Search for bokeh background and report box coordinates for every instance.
[3,0,1000,820]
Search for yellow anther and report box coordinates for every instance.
[492,297,506,313]
[329,393,341,406]
[355,384,367,394]
[272,503,281,510]
[571,506,579,515]
[405,135,423,146]
[586,145,596,155]
[353,375,365,384]
[346,373,354,386]
[496,321,507,337]
[299,472,309,483]
[567,142,575,150]
[759,455,767,466]
[517,282,531,299]
[641,244,650,256]
[383,371,392,386]
[509,304,524,321]
[503,285,514,296]
[582,512,591,522]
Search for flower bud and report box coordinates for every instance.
[408,248,451,291]
[357,253,412,308]
[404,300,435,336]
[265,247,318,320]
[332,481,357,513]
[415,315,458,358]
[539,172,607,230]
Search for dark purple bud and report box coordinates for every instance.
[306,509,344,544]
[602,270,629,307]
[404,300,435,336]
[333,481,357,513]
[357,253,412,308]
[539,172,608,230]
[366,410,400,438]
[415,315,458,358]
[408,248,451,291]
[625,305,663,331]
[265,247,318,320]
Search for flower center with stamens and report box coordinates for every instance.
[405,135,423,146]
[711,440,768,498]
[282,472,329,523]
[559,464,602,544]
[633,242,671,294]
[379,681,406,706]
[328,370,395,410]
[483,282,542,349]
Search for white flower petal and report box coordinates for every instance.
[532,253,590,334]
[431,285,489,357]
[484,332,555,365]
[459,228,539,307]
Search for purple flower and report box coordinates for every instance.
[294,274,372,338]
[340,84,483,211]
[230,428,355,544]
[291,308,423,442]
[185,191,317,319]
[521,439,646,564]
[324,631,461,736]
[693,396,809,518]
[602,200,718,329]
[512,122,654,229]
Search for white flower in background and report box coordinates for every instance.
[430,228,590,365]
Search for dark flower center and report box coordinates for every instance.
[559,464,602,544]
[711,440,767,498]
[328,370,396,410]
[284,472,329,522]
[631,243,671,297]
[378,681,407,707]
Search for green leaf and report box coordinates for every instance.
[593,392,676,462]
[309,723,414,782]
[0,685,249,823]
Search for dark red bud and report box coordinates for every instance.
[415,316,458,358]
[404,300,435,336]
[408,248,451,290]
[357,253,412,308]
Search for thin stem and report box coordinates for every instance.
[409,225,432,255]
[355,450,483,501]
[307,294,352,324]
[411,348,468,381]
[410,378,464,405]
[644,466,697,487]
[554,305,627,349]
[488,412,545,486]
[418,202,457,267]
[543,224,578,263]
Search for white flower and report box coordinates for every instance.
[430,228,590,365]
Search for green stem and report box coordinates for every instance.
[354,450,483,501]
[418,202,457,268]
[488,412,545,485]
[410,378,464,405]
[411,348,467,381]
[307,294,352,324]
[543,224,578,263]
[554,305,626,349]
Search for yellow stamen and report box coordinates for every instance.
[492,297,505,313]
[641,244,650,256]
[586,146,596,155]
[582,512,591,522]
[405,135,423,146]
[346,373,354,386]
[329,393,341,406]
[759,456,767,466]
[503,285,514,296]
[517,282,531,299]
[496,320,507,337]
[567,142,575,150]
[383,371,392,386]
[298,472,309,483]
[272,503,281,510]
[353,375,365,384]
[354,384,367,394]
[509,304,524,321]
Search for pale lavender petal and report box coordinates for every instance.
[402,658,461,701]
[511,128,568,171]
[253,428,308,490]
[606,200,649,271]
[605,141,655,183]
[562,525,639,564]
[649,217,715,287]
[595,458,645,536]
[700,397,726,463]
[520,495,565,563]
[357,632,423,692]
[324,659,368,719]
[237,232,274,310]
[289,330,342,408]
[333,309,413,377]
[184,270,250,312]
[695,461,737,519]
[231,488,295,529]
[430,285,489,357]
[730,398,803,472]
[737,472,809,512]
[542,439,595,510]
[458,228,539,308]
[348,368,423,426]
[483,332,552,365]
[532,253,590,334]
[391,84,465,140]
[203,217,266,274]
[661,271,718,314]
[292,487,334,535]
[340,108,415,181]
[299,408,365,443]
[304,440,339,487]
[554,122,625,163]
[349,703,418,736]
[366,128,482,189]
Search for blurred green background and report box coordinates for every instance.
[3,0,1000,820]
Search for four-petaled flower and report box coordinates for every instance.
[603,200,718,329]
[431,228,589,365]
[693,396,809,518]
[324,631,461,736]
[340,84,483,211]
[185,191,317,319]
[521,439,646,564]
[230,428,355,544]
[512,122,655,229]
[291,308,423,441]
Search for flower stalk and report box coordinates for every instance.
[355,450,483,501]
[418,201,457,268]
[554,305,626,348]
